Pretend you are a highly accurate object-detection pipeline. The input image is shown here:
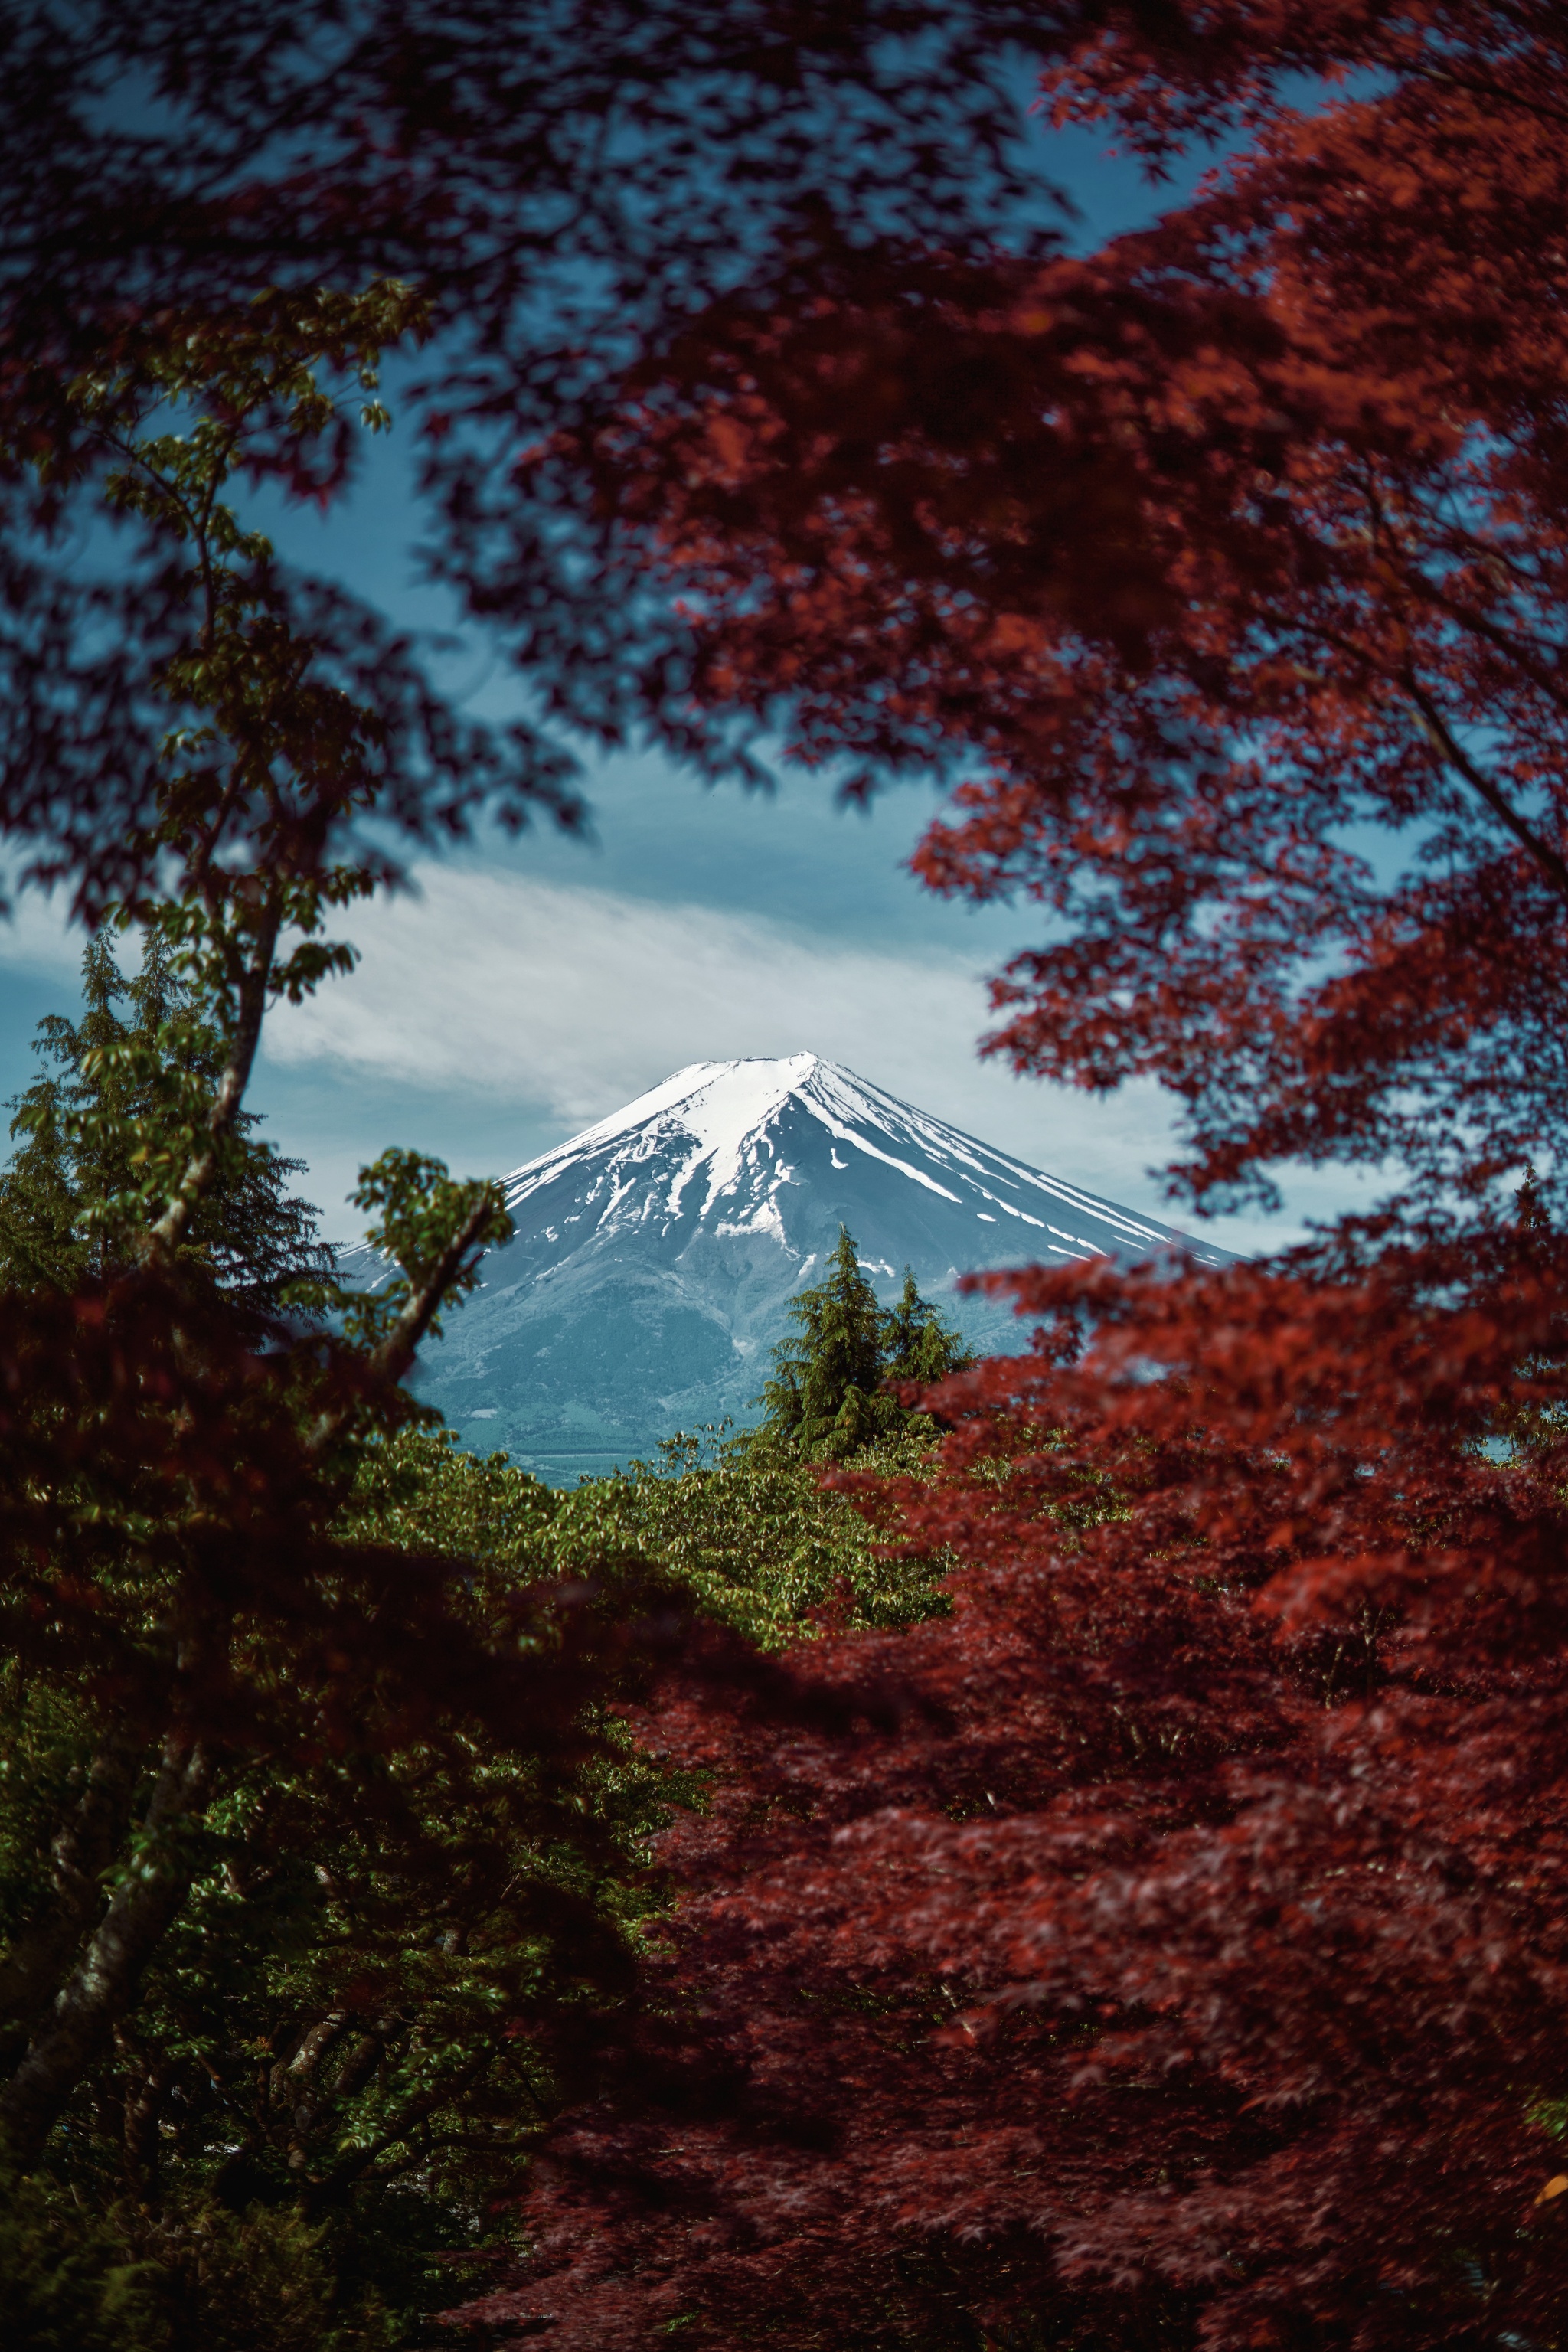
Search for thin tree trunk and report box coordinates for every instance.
[0,1726,142,2037]
[0,1730,214,2167]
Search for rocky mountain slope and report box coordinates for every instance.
[400,1055,1230,1481]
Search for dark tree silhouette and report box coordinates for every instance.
[0,928,332,1319]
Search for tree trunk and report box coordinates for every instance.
[0,1730,213,2167]
[0,1726,142,2040]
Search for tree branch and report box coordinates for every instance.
[1401,671,1568,908]
[307,1184,505,1456]
[0,1728,141,2041]
[1285,589,1568,910]
[368,1187,502,1390]
[1397,565,1568,724]
[305,2047,496,2213]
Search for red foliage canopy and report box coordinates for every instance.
[480,0,1568,1220]
[441,8,1568,2347]
[448,1230,1568,2348]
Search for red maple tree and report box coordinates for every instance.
[442,8,1568,2346]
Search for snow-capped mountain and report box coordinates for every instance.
[410,1053,1232,1481]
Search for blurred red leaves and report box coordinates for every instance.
[508,5,1568,1219]
[439,7,1568,2347]
[448,1227,1568,2346]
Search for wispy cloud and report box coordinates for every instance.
[2,858,1340,1252]
[261,859,1210,1207]
[267,864,998,1120]
[0,890,92,980]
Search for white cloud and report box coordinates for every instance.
[1,857,1348,1253]
[0,890,92,979]
[268,863,999,1120]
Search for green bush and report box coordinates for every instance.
[341,1421,952,1651]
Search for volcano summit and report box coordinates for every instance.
[410,1054,1230,1481]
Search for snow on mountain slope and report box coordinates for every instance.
[408,1054,1233,1481]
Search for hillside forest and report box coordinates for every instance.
[4,5,1568,2347]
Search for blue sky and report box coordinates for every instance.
[0,116,1361,1257]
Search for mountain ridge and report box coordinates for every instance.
[407,1054,1233,1481]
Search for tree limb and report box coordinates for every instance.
[1402,670,1568,908]
[307,1184,505,1456]
[305,2047,496,2213]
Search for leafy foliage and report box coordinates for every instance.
[7,1585,684,2335]
[0,292,648,2344]
[0,16,1046,2336]
[350,1423,949,1651]
[11,6,1568,2349]
[499,4,1568,1231]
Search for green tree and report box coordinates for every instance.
[758,1230,972,1462]
[551,1425,950,1642]
[0,293,663,2347]
[0,929,333,1322]
[880,1266,975,1391]
[0,1533,678,2349]
[338,1421,951,1653]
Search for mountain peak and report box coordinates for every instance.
[411,1056,1233,1481]
[504,1054,827,1186]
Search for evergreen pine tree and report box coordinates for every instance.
[760,1225,890,1459]
[880,1266,974,1390]
[0,929,334,1322]
[758,1230,972,1461]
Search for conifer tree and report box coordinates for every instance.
[880,1266,973,1391]
[760,1226,887,1459]
[759,1232,969,1460]
[0,929,333,1323]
